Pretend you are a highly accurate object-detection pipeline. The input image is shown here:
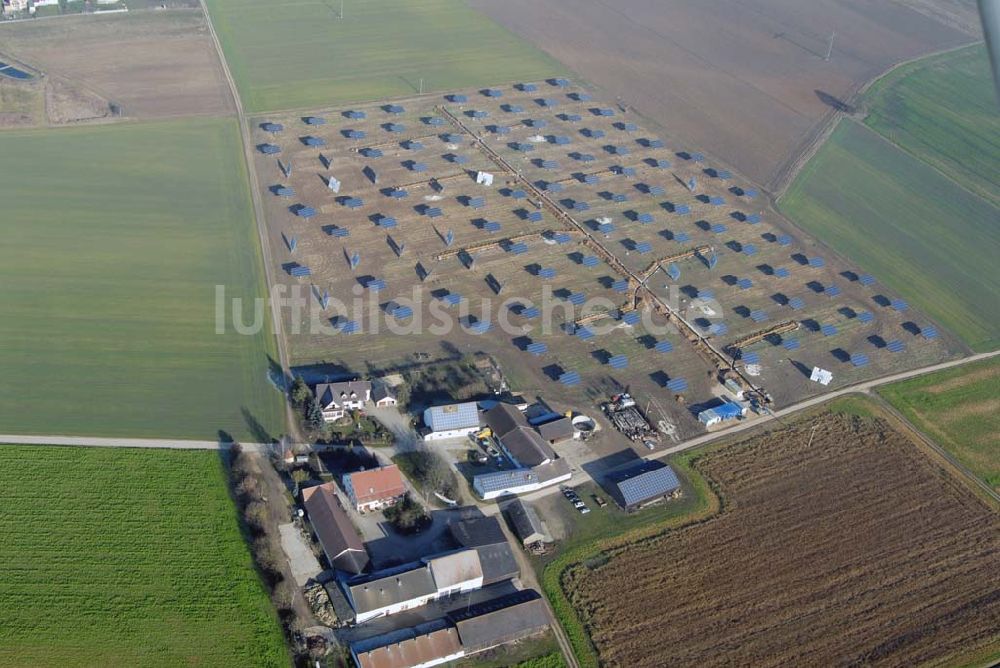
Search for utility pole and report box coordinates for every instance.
[824,31,836,61]
[339,0,344,19]
[419,77,423,95]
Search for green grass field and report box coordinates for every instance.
[878,357,1000,491]
[863,45,1000,207]
[202,0,565,113]
[780,120,999,352]
[0,446,287,667]
[0,118,285,440]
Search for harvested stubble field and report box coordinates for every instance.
[0,10,233,119]
[203,0,564,113]
[0,446,287,667]
[563,408,1000,667]
[469,0,976,188]
[879,356,1000,492]
[252,83,955,426]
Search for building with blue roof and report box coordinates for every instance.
[423,402,481,441]
[607,460,681,511]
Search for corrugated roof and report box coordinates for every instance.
[610,460,681,508]
[448,590,550,652]
[346,465,405,506]
[353,619,462,668]
[507,500,545,544]
[423,402,480,432]
[537,417,574,443]
[301,483,369,574]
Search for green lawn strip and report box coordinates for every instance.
[202,0,566,113]
[0,118,284,440]
[0,445,287,667]
[863,45,1000,207]
[779,120,1000,352]
[877,357,1000,490]
[538,454,719,668]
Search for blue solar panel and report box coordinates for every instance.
[522,307,540,319]
[425,207,442,217]
[582,174,599,185]
[484,221,502,233]
[859,274,876,286]
[328,227,349,238]
[737,278,753,290]
[746,213,762,224]
[448,94,468,102]
[783,338,801,350]
[750,310,768,323]
[295,206,316,218]
[636,242,653,254]
[674,204,691,216]
[537,267,557,279]
[274,187,294,197]
[744,188,758,199]
[526,342,548,355]
[362,148,383,158]
[666,378,688,392]
[741,351,760,364]
[821,324,837,336]
[509,242,529,254]
[651,159,670,168]
[468,320,492,334]
[665,263,681,281]
[922,325,938,339]
[611,193,627,202]
[891,299,909,312]
[648,185,665,196]
[698,288,715,299]
[857,311,874,323]
[674,231,690,242]
[886,340,905,352]
[367,278,386,291]
[637,213,654,224]
[691,152,705,162]
[808,256,825,268]
[527,211,544,222]
[709,196,725,206]
[789,297,805,310]
[777,235,792,246]
[582,256,600,267]
[559,371,581,386]
[389,188,408,199]
[259,144,280,155]
[711,223,727,234]
[541,160,559,169]
[742,244,758,256]
[575,327,594,340]
[825,285,842,297]
[288,265,311,277]
[518,82,538,92]
[441,293,462,307]
[708,323,728,336]
[598,223,615,235]
[393,305,413,319]
[303,136,326,146]
[609,354,628,369]
[340,320,359,334]
[850,353,870,367]
[304,116,326,125]
[378,216,397,228]
[774,267,790,278]
[404,140,424,150]
[576,153,596,162]
[568,292,586,305]
[655,340,673,353]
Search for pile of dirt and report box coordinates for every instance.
[303,583,339,627]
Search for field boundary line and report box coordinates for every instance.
[198,0,297,440]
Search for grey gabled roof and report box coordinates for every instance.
[449,515,507,548]
[347,563,436,614]
[498,426,554,467]
[610,460,680,507]
[447,589,549,651]
[537,417,574,443]
[301,483,369,574]
[507,499,546,544]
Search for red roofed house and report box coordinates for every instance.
[343,464,406,513]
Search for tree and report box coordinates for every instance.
[290,376,311,408]
[291,468,309,497]
[305,398,325,431]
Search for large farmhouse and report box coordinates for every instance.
[315,380,372,421]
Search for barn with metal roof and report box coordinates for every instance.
[607,459,681,511]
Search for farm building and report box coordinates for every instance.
[472,459,571,500]
[697,400,748,427]
[316,380,372,421]
[344,549,484,623]
[422,402,481,441]
[607,459,681,511]
[343,465,406,513]
[447,589,550,653]
[301,482,369,574]
[350,619,464,668]
[483,403,556,467]
[506,499,548,547]
[448,516,519,585]
[536,416,574,444]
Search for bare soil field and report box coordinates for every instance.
[0,9,233,119]
[469,0,975,189]
[564,409,1000,667]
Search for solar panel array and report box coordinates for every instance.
[666,378,688,392]
[609,354,628,369]
[559,371,581,386]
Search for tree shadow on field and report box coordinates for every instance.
[815,90,855,114]
[241,407,275,446]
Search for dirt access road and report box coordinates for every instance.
[470,0,976,190]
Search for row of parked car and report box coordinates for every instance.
[561,485,590,514]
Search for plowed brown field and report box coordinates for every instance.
[565,411,1000,667]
